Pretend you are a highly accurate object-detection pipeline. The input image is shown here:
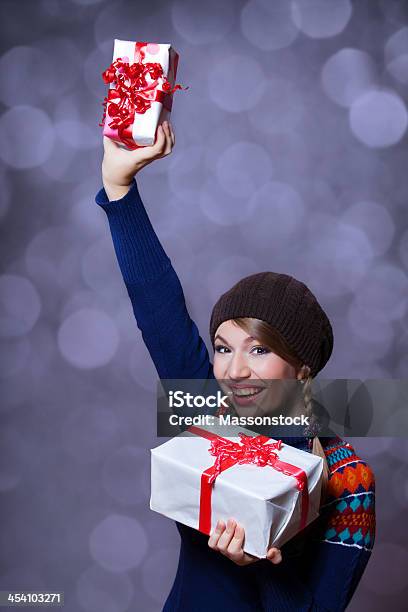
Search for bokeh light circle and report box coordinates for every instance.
[215,141,272,198]
[321,48,377,108]
[89,514,148,572]
[385,26,408,84]
[0,46,54,106]
[57,308,119,369]
[341,200,395,256]
[0,275,41,338]
[353,263,407,323]
[241,0,299,51]
[199,177,257,226]
[303,214,374,298]
[347,299,395,350]
[171,0,234,44]
[349,90,408,148]
[291,0,352,39]
[0,106,55,168]
[208,55,266,112]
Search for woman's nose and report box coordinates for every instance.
[227,352,251,379]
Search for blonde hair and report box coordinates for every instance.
[216,317,330,505]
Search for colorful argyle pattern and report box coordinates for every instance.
[314,436,376,551]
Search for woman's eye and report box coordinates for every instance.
[215,345,229,354]
[251,346,269,355]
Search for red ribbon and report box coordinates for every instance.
[187,425,309,537]
[99,42,189,149]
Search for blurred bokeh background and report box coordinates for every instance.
[0,0,407,610]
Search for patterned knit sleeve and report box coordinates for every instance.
[95,179,213,381]
[318,438,376,552]
[254,437,376,611]
[300,438,376,609]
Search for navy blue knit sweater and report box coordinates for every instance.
[95,178,376,612]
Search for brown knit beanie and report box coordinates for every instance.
[209,272,333,378]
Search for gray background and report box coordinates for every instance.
[0,0,407,610]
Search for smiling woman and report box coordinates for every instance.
[213,320,309,414]
[208,276,333,522]
[95,121,376,611]
[211,315,328,460]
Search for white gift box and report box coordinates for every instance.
[150,418,323,558]
[102,40,180,148]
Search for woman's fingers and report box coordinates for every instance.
[226,523,244,555]
[169,122,175,146]
[267,546,282,564]
[216,518,237,553]
[161,121,173,155]
[148,124,167,157]
[226,524,258,565]
[225,524,256,566]
[208,519,259,566]
[208,519,226,549]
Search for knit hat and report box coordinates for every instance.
[209,272,333,378]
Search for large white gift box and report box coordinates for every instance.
[150,418,323,558]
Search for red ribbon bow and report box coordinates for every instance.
[99,42,189,149]
[206,433,284,485]
[187,425,309,536]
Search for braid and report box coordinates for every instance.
[302,375,314,424]
[301,374,329,504]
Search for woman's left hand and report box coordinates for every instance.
[208,518,282,566]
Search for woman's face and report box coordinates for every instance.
[213,319,304,418]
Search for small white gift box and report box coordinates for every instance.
[101,40,184,149]
[150,418,323,558]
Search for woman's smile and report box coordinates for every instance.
[227,385,267,406]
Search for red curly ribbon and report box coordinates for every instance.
[187,425,309,537]
[99,41,189,149]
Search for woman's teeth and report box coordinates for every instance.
[232,388,263,397]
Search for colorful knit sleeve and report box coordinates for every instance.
[318,438,376,552]
[302,438,375,609]
[95,179,213,382]
[254,437,376,611]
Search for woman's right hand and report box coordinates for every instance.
[208,518,283,567]
[102,120,175,201]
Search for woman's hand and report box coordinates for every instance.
[102,120,175,201]
[208,518,283,566]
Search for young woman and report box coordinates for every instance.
[96,122,376,611]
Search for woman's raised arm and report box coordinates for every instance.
[95,125,213,382]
